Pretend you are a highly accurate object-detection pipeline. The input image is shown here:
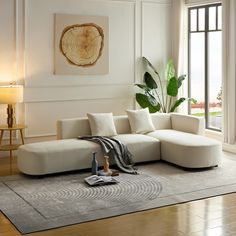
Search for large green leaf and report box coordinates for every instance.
[144,72,158,89]
[135,83,151,92]
[170,97,186,112]
[190,98,197,104]
[142,57,159,76]
[165,59,175,81]
[185,97,197,104]
[136,93,160,113]
[177,75,186,88]
[145,91,158,106]
[167,77,178,97]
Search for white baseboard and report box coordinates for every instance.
[204,130,236,154]
[204,129,223,142]
[223,143,236,154]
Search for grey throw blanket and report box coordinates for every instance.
[78,136,137,174]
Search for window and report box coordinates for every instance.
[188,4,222,131]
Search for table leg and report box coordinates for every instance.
[10,130,12,172]
[0,130,4,145]
[19,129,25,144]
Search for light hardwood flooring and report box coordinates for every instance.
[1,152,236,236]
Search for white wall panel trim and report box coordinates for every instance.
[110,0,136,2]
[141,0,172,85]
[141,0,172,4]
[141,1,144,57]
[141,1,172,57]
[25,83,133,88]
[24,85,134,103]
[23,0,136,85]
[25,98,134,137]
[25,96,134,104]
[109,0,171,2]
[26,133,56,138]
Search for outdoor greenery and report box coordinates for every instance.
[193,111,222,117]
[135,57,196,113]
[217,86,222,105]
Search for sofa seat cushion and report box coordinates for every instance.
[147,130,222,168]
[113,134,160,163]
[17,139,105,175]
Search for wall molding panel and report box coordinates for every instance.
[141,1,172,78]
[25,98,134,137]
[23,0,136,88]
[24,85,134,103]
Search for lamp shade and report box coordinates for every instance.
[0,85,23,104]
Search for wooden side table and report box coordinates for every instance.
[0,125,27,169]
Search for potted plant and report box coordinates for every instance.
[135,57,196,113]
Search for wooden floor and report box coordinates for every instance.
[1,153,236,236]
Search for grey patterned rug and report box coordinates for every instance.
[1,153,236,234]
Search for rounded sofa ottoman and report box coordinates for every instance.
[147,129,222,168]
[17,139,105,175]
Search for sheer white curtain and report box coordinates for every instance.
[172,0,186,76]
[222,0,236,144]
[172,0,188,113]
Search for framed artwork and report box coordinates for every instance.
[54,14,109,75]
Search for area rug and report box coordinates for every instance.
[1,154,236,234]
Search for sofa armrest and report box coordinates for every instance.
[170,113,205,135]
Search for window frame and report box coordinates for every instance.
[188,3,222,131]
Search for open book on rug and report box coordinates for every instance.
[84,175,119,186]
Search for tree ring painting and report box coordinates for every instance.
[60,23,104,67]
[54,14,109,75]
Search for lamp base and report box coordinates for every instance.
[7,104,15,128]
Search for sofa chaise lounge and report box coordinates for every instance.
[17,113,222,175]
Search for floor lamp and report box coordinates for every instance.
[0,85,23,128]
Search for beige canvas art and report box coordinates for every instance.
[54,14,109,75]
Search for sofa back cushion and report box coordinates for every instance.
[57,118,91,139]
[57,113,172,139]
[151,113,172,130]
[114,116,131,134]
[57,115,131,139]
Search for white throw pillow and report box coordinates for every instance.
[87,113,117,136]
[126,108,155,134]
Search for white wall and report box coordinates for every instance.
[0,0,172,141]
[0,0,16,126]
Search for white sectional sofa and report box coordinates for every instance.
[17,113,222,175]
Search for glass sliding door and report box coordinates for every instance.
[188,4,222,131]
